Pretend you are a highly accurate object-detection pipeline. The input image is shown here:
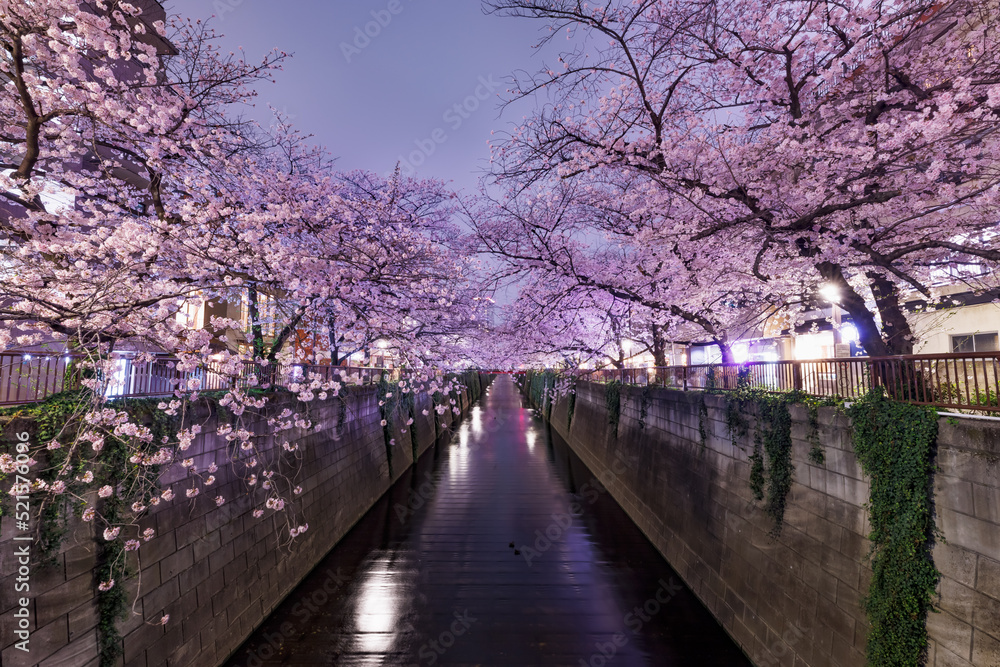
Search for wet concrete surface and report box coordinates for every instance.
[223,376,752,666]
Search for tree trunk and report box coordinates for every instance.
[246,287,266,360]
[866,271,914,355]
[716,339,735,364]
[651,324,668,367]
[816,262,892,357]
[327,315,341,365]
[267,305,308,362]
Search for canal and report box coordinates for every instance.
[224,376,752,666]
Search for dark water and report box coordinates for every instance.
[223,376,751,667]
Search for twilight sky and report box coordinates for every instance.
[166,0,551,196]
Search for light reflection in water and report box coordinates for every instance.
[526,429,536,451]
[353,560,401,653]
[449,424,471,481]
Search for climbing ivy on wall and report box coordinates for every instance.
[605,380,621,436]
[720,387,795,536]
[756,397,793,537]
[1,391,174,665]
[545,372,554,415]
[697,395,708,448]
[748,426,765,501]
[638,385,652,430]
[566,376,578,429]
[806,402,826,465]
[848,389,940,667]
[724,395,751,451]
[721,387,838,536]
[378,375,418,475]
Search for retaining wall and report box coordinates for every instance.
[0,374,489,667]
[542,381,1000,667]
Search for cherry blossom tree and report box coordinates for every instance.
[470,174,792,364]
[0,2,484,652]
[486,0,1000,356]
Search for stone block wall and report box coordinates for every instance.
[0,374,489,667]
[543,381,1000,667]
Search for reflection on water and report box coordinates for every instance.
[470,405,483,434]
[225,377,752,667]
[352,560,402,653]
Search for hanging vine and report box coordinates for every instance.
[806,402,826,465]
[605,380,621,436]
[566,375,578,429]
[698,394,708,448]
[638,385,652,430]
[722,387,795,536]
[849,388,940,667]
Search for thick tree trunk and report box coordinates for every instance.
[816,262,892,357]
[246,287,266,360]
[716,339,735,364]
[866,271,914,355]
[267,305,308,362]
[651,324,668,367]
[327,315,341,365]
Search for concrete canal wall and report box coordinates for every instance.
[539,380,1000,667]
[0,374,490,667]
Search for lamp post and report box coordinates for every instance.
[820,283,845,355]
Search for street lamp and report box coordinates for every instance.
[820,283,845,355]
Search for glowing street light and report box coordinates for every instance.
[819,283,841,303]
[819,283,846,353]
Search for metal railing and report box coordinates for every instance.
[0,352,399,406]
[0,353,78,405]
[579,352,1000,412]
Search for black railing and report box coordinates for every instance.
[579,352,1000,412]
[0,353,399,406]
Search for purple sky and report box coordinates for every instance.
[166,0,550,196]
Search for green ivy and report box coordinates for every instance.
[806,402,826,465]
[567,376,578,429]
[1,390,175,665]
[698,395,708,448]
[749,426,765,501]
[638,385,652,430]
[758,397,793,537]
[95,430,129,665]
[724,394,751,451]
[544,373,554,421]
[848,389,940,667]
[378,375,415,475]
[337,386,349,428]
[97,397,173,665]
[408,401,420,460]
[721,387,844,536]
[605,380,621,436]
[725,388,796,534]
